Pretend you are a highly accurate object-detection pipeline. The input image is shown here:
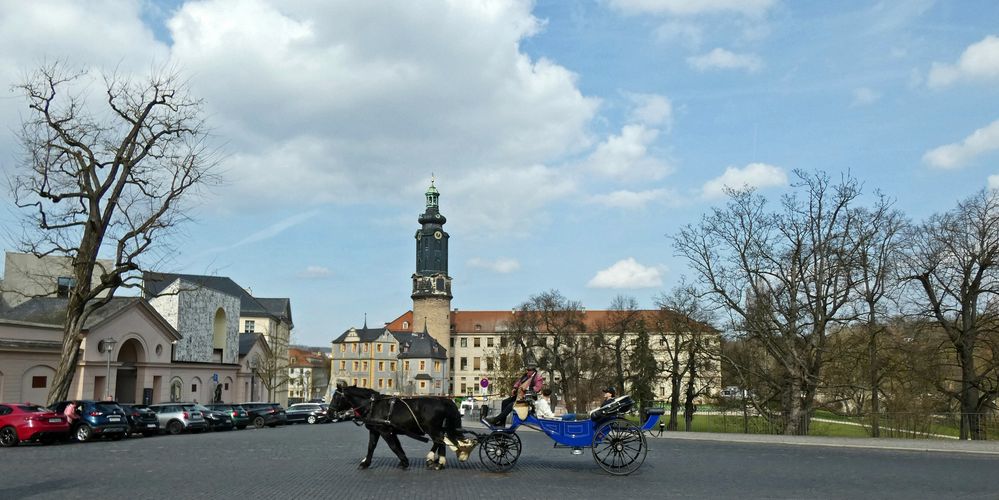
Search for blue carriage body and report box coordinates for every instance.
[491,407,663,448]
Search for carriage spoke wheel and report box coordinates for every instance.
[591,419,647,476]
[478,431,521,472]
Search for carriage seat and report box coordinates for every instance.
[588,395,635,420]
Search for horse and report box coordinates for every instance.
[330,382,477,470]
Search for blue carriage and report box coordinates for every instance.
[475,395,664,475]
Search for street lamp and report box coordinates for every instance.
[250,357,259,401]
[99,338,118,400]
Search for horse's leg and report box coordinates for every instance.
[425,447,437,468]
[359,429,380,469]
[382,432,409,468]
[428,430,447,470]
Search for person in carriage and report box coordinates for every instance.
[487,361,544,427]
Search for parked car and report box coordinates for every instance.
[145,403,207,435]
[286,403,328,424]
[0,403,70,446]
[238,402,288,428]
[204,404,249,430]
[119,404,160,437]
[193,404,233,431]
[51,400,129,442]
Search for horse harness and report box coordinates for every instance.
[347,393,428,435]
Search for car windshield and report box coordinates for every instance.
[95,403,120,412]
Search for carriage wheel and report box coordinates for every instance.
[478,431,521,472]
[591,418,647,476]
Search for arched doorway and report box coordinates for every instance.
[115,338,146,403]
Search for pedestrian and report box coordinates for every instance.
[64,401,78,423]
[487,362,544,426]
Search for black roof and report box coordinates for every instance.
[0,297,178,340]
[393,331,447,360]
[331,326,392,344]
[239,333,271,358]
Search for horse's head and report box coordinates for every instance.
[330,382,380,416]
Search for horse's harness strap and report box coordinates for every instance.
[359,396,427,436]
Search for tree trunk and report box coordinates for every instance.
[47,311,86,405]
[868,318,880,437]
[959,345,984,440]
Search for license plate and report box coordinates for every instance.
[108,416,121,421]
[48,418,62,423]
[147,423,157,428]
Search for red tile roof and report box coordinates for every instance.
[384,309,711,334]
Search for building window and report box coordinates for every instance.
[473,357,481,370]
[363,343,368,352]
[340,344,345,352]
[378,379,384,388]
[474,324,481,332]
[419,360,426,371]
[404,361,410,371]
[434,361,441,372]
[390,362,397,370]
[339,360,346,370]
[244,320,255,333]
[377,343,383,353]
[460,383,467,394]
[360,378,366,387]
[31,376,47,388]
[460,338,467,348]
[500,337,508,348]
[486,357,494,371]
[473,337,481,347]
[378,361,385,371]
[352,361,359,371]
[390,344,396,353]
[351,344,357,352]
[460,357,467,370]
[362,361,368,371]
[487,337,494,347]
[450,338,455,348]
[191,384,198,393]
[224,383,229,390]
[352,378,358,385]
[402,321,409,329]
[56,277,76,298]
[419,381,427,390]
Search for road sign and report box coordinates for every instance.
[212,373,218,383]
[480,378,489,388]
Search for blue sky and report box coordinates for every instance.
[1,1,998,347]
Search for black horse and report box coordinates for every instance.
[330,382,476,469]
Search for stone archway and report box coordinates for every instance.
[115,338,146,403]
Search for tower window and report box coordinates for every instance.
[56,277,76,297]
[244,320,255,333]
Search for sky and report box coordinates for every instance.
[1,1,998,347]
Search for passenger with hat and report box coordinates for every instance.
[487,361,544,427]
[601,387,617,407]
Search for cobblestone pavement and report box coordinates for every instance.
[1,419,997,499]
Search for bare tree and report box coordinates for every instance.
[674,171,862,434]
[593,295,643,395]
[905,189,999,440]
[508,290,592,412]
[8,63,220,404]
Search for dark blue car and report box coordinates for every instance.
[51,400,129,442]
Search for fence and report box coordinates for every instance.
[655,409,999,440]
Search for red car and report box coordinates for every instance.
[0,403,70,447]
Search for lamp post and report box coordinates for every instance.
[100,338,118,400]
[250,357,259,401]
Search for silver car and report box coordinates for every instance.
[145,403,207,435]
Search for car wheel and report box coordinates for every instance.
[0,426,19,447]
[307,415,317,424]
[253,416,265,429]
[75,424,93,442]
[167,421,184,435]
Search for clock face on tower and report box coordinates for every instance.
[434,230,443,240]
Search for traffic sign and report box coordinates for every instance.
[480,378,489,388]
[212,373,218,383]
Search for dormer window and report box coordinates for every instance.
[402,321,409,329]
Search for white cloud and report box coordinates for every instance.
[688,48,762,72]
[467,257,521,274]
[608,0,775,17]
[989,175,999,190]
[702,163,788,198]
[928,35,999,89]
[297,266,331,279]
[582,124,672,181]
[589,189,673,209]
[923,120,999,170]
[851,87,881,107]
[587,258,665,289]
[155,0,597,236]
[628,93,673,128]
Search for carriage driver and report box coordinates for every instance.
[487,362,544,427]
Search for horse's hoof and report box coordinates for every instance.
[398,461,409,469]
[433,463,444,471]
[358,460,371,469]
[425,460,434,469]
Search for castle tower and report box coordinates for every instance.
[411,178,452,350]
